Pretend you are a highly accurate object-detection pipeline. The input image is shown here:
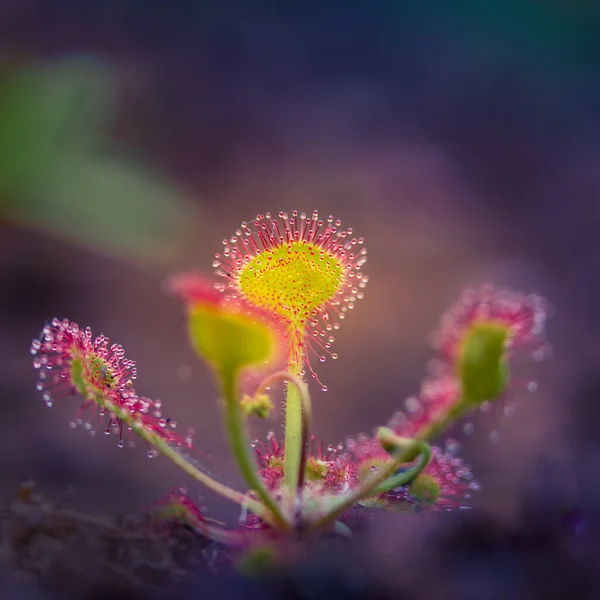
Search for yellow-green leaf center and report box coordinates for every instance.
[70,353,117,396]
[238,240,344,324]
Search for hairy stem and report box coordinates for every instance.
[283,357,304,490]
[102,396,271,522]
[220,371,291,530]
[256,370,311,489]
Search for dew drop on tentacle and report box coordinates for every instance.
[503,402,517,417]
[445,438,460,455]
[489,430,502,444]
[405,396,421,414]
[185,428,195,446]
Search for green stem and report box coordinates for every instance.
[256,370,311,490]
[311,440,431,530]
[284,359,304,490]
[371,444,432,494]
[415,399,469,442]
[219,371,291,530]
[100,396,271,522]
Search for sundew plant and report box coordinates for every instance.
[30,210,549,563]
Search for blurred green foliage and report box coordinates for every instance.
[0,57,199,263]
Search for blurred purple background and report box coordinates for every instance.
[1,2,599,540]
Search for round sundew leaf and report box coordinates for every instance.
[458,323,509,404]
[215,211,368,378]
[188,305,276,377]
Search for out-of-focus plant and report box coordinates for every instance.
[30,210,550,568]
[0,56,200,263]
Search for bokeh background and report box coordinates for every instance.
[2,1,600,595]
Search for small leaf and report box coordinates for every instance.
[240,392,273,419]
